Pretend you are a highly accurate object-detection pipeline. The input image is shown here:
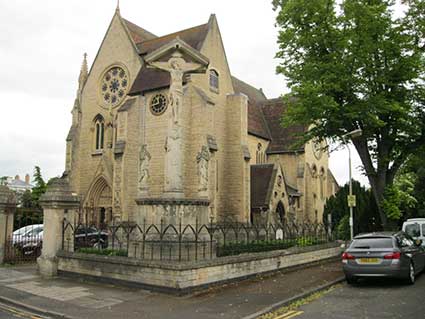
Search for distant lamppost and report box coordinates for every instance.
[342,128,363,240]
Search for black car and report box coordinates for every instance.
[74,226,109,249]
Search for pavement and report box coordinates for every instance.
[0,259,344,319]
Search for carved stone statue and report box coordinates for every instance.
[197,146,210,192]
[164,125,183,191]
[138,144,151,191]
[150,52,203,124]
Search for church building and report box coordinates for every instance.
[65,7,339,227]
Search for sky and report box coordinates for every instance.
[0,0,372,186]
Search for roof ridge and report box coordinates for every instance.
[137,23,208,45]
[259,101,273,141]
[231,76,267,101]
[122,17,157,39]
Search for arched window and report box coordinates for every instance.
[256,143,263,164]
[94,115,105,151]
[209,69,219,91]
[276,201,285,224]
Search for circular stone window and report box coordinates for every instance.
[150,94,168,115]
[100,66,129,108]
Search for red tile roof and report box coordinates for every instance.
[128,23,209,95]
[136,24,209,55]
[123,18,157,43]
[231,77,271,140]
[251,164,275,211]
[261,99,307,154]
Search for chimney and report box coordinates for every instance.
[25,174,30,185]
[15,175,20,181]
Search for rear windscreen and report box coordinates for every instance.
[350,238,393,249]
[405,224,421,238]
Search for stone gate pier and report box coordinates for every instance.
[37,178,80,277]
[0,186,16,264]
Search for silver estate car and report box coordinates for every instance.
[342,232,425,284]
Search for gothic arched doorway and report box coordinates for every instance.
[276,201,285,224]
[85,176,112,227]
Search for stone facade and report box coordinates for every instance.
[65,9,338,227]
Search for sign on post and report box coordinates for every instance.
[347,195,356,207]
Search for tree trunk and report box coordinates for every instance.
[369,175,388,230]
[352,139,389,230]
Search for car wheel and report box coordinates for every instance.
[406,262,415,285]
[346,276,357,285]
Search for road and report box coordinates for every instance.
[0,302,45,319]
[289,273,425,319]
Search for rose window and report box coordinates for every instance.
[100,66,129,108]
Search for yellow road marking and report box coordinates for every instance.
[273,310,304,319]
[273,311,297,319]
[0,303,43,319]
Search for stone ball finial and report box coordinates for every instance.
[0,185,16,206]
[39,177,80,208]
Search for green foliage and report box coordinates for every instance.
[31,166,47,208]
[217,238,327,257]
[381,185,402,221]
[0,176,7,186]
[77,248,128,257]
[381,173,417,222]
[392,146,425,221]
[324,180,381,234]
[337,215,350,241]
[13,209,43,229]
[274,0,425,229]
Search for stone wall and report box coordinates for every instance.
[57,244,341,293]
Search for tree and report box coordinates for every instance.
[324,180,381,239]
[273,0,425,229]
[0,176,7,186]
[31,166,47,208]
[395,145,425,219]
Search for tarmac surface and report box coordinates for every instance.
[297,273,425,319]
[0,259,343,319]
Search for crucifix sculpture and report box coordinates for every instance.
[145,40,209,197]
[149,52,204,125]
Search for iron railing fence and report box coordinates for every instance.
[62,219,335,262]
[4,224,43,264]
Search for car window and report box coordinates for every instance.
[350,238,394,249]
[422,224,425,237]
[405,224,421,238]
[25,227,43,236]
[398,234,414,248]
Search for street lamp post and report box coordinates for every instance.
[342,129,362,240]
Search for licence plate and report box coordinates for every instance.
[358,258,380,264]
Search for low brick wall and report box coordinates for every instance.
[57,243,342,294]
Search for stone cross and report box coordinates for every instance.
[149,51,204,196]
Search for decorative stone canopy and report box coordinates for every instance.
[39,178,80,208]
[144,37,209,70]
[0,185,16,209]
